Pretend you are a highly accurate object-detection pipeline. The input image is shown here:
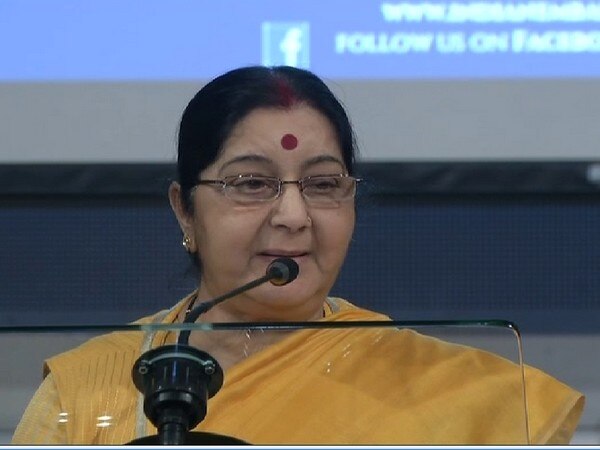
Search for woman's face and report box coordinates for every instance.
[171,105,355,321]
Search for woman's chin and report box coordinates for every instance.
[239,283,324,321]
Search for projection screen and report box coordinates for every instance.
[1,0,600,164]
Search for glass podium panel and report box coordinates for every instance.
[0,320,528,445]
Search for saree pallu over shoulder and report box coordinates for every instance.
[12,302,180,445]
[12,297,584,445]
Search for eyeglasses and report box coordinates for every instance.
[195,174,361,206]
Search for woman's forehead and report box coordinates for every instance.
[216,153,345,175]
[227,106,335,143]
[213,106,344,170]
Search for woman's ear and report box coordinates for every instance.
[168,181,197,253]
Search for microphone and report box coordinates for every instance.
[268,257,300,286]
[179,257,299,342]
[130,257,299,445]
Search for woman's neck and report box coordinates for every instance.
[175,291,325,371]
[186,325,292,371]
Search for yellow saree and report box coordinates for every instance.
[12,296,583,444]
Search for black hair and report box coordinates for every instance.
[176,65,357,212]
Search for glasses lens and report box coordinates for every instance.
[225,175,280,202]
[302,176,356,204]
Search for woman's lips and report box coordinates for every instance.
[258,251,309,260]
[258,251,309,264]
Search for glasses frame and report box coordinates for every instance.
[195,174,362,205]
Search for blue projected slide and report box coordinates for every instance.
[3,0,600,164]
[2,0,600,80]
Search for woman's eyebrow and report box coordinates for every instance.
[218,154,274,175]
[301,155,345,171]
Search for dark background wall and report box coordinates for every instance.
[2,162,599,333]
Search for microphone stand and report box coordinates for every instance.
[130,344,232,445]
[129,258,298,445]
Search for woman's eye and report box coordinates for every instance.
[310,178,338,190]
[244,180,268,189]
[232,178,272,191]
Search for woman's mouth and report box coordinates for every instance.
[259,250,309,258]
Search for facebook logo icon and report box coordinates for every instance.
[262,22,310,68]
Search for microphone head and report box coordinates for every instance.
[266,257,300,286]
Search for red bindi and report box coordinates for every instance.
[280,133,298,150]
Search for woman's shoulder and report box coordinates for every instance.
[325,296,391,320]
[326,297,584,443]
[43,298,190,377]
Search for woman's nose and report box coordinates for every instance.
[269,183,312,232]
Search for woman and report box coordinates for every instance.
[12,66,583,444]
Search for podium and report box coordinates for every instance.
[2,320,529,444]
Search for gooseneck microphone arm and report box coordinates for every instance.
[178,257,299,346]
[130,257,299,445]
